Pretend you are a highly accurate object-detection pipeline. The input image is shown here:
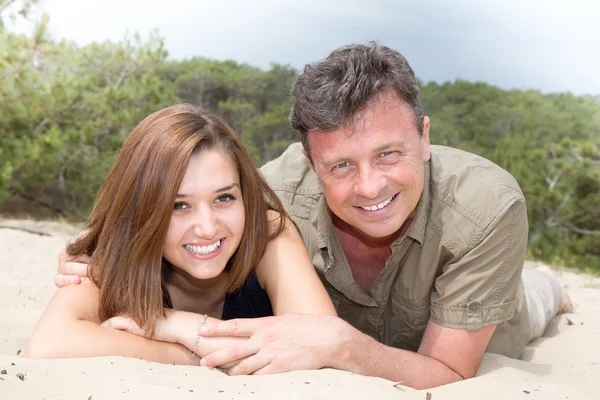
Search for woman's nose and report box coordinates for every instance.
[192,208,218,239]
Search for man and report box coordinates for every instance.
[56,42,566,389]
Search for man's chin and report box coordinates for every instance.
[333,212,404,242]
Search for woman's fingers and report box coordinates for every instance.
[101,316,146,337]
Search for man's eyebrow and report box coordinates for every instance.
[321,141,409,166]
[374,141,408,153]
[176,183,240,198]
[321,155,348,167]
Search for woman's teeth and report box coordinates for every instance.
[360,194,397,211]
[184,240,221,255]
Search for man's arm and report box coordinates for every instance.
[332,199,525,386]
[333,319,496,389]
[197,314,495,389]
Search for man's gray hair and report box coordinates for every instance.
[290,42,424,160]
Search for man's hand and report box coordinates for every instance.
[55,246,90,288]
[198,314,351,375]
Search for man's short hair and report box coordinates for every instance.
[290,42,424,160]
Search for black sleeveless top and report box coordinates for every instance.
[162,272,273,320]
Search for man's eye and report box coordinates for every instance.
[174,202,189,211]
[215,194,235,203]
[380,151,394,157]
[335,161,349,169]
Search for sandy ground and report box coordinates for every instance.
[0,218,598,399]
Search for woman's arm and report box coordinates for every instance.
[102,310,246,362]
[255,211,337,316]
[24,282,198,365]
[50,252,248,363]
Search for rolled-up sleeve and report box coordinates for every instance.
[429,198,528,331]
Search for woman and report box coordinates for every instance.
[24,104,336,366]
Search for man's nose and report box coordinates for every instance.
[354,165,386,199]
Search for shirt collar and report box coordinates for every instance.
[403,161,431,246]
[316,195,333,250]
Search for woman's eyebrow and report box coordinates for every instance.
[176,183,240,198]
[214,183,240,193]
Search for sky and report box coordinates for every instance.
[7,0,600,95]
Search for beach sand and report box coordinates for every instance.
[1,218,598,399]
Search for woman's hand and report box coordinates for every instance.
[101,309,188,345]
[103,310,248,369]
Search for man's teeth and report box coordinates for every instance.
[184,240,221,255]
[360,195,396,211]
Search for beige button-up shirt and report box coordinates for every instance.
[261,143,530,358]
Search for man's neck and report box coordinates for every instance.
[331,213,413,251]
[331,213,414,294]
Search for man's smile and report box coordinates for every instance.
[357,194,398,211]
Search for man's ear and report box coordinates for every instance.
[421,116,431,162]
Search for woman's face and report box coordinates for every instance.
[162,150,245,281]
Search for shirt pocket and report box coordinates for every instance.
[324,283,342,309]
[389,296,431,351]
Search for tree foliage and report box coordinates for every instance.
[423,81,600,271]
[1,2,174,218]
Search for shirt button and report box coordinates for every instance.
[468,302,481,312]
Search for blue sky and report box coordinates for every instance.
[9,0,600,95]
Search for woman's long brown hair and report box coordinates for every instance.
[67,104,287,334]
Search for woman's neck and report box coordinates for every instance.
[165,265,227,318]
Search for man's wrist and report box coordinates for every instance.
[326,317,362,371]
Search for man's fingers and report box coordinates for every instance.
[72,253,91,263]
[58,247,90,264]
[226,354,270,376]
[56,231,91,288]
[59,261,89,277]
[219,359,242,370]
[200,317,269,337]
[54,260,87,288]
[251,363,280,375]
[200,343,259,368]
[54,274,81,288]
[74,230,89,241]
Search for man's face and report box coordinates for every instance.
[308,92,431,244]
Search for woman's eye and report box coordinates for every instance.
[215,194,235,203]
[174,202,189,211]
